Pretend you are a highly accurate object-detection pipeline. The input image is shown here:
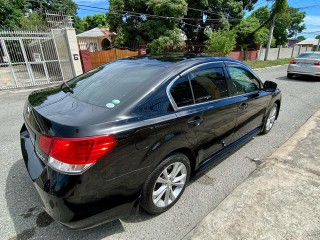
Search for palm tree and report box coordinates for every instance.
[249,0,288,60]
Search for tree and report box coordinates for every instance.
[20,12,44,30]
[107,0,260,45]
[148,28,185,53]
[28,0,82,32]
[81,14,108,31]
[74,16,85,34]
[204,30,236,56]
[107,0,187,46]
[316,35,320,39]
[28,0,77,17]
[235,16,272,51]
[0,0,83,32]
[297,36,306,42]
[0,0,26,30]
[252,0,288,34]
[182,0,258,43]
[251,6,305,46]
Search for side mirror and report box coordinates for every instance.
[263,81,277,92]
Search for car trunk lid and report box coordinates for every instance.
[24,87,123,164]
[295,58,320,64]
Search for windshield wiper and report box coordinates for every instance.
[61,82,74,94]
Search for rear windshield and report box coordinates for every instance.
[297,53,320,59]
[64,61,164,108]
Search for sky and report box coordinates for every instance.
[75,0,320,38]
[76,0,109,18]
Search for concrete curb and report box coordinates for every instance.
[184,110,320,240]
[265,110,320,165]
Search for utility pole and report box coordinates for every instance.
[264,14,276,61]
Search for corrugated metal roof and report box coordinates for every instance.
[296,38,320,46]
[77,27,116,38]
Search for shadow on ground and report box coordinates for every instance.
[276,75,320,82]
[5,159,128,240]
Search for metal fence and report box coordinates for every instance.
[0,29,74,89]
[45,11,73,29]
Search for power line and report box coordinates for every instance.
[77,3,244,21]
[296,4,320,9]
[77,5,244,24]
[78,4,109,11]
[78,7,106,14]
[301,31,320,34]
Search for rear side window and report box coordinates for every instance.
[65,61,164,107]
[170,75,194,107]
[190,67,228,104]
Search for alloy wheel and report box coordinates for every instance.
[152,162,187,208]
[266,105,277,131]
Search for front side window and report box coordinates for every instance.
[227,67,260,96]
[189,67,228,103]
[170,75,194,107]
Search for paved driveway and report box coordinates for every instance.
[1,66,320,240]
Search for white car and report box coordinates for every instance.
[287,51,320,78]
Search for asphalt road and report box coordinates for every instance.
[1,65,320,240]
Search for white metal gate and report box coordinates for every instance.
[0,29,74,89]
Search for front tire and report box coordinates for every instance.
[140,153,191,214]
[261,103,278,135]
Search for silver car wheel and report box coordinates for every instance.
[152,162,187,208]
[266,105,277,131]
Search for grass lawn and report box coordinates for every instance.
[244,58,291,70]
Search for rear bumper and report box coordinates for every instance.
[20,125,141,229]
[287,64,320,76]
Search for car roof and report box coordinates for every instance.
[116,54,250,92]
[119,54,243,69]
[298,51,320,55]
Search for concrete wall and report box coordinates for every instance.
[292,45,301,58]
[64,28,83,76]
[258,46,313,60]
[278,47,293,59]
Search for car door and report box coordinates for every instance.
[169,62,238,162]
[224,63,271,141]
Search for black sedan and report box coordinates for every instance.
[20,55,281,229]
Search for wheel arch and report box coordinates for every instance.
[274,99,281,119]
[141,128,198,171]
[170,147,197,175]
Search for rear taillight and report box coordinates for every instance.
[39,135,117,174]
[290,60,297,64]
[313,62,320,66]
[39,135,53,155]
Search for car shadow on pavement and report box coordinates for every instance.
[277,75,320,82]
[6,159,125,239]
[120,210,153,224]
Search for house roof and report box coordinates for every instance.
[77,27,116,38]
[296,38,320,46]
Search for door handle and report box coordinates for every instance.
[239,103,248,111]
[187,116,203,127]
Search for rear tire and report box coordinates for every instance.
[261,103,278,135]
[287,73,293,79]
[140,153,191,214]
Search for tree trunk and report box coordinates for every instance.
[264,15,276,61]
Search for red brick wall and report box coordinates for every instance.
[229,51,258,61]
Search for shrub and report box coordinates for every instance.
[204,30,236,56]
[148,28,185,54]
